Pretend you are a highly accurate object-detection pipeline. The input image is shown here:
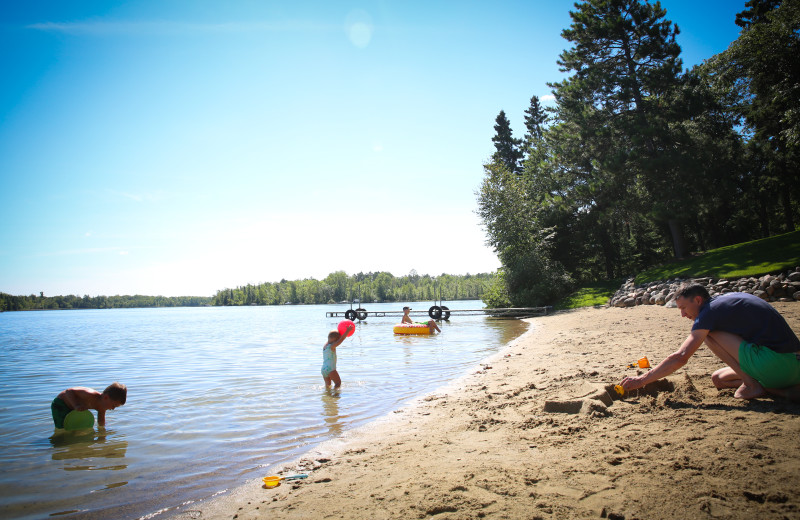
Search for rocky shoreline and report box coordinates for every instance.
[609,267,800,308]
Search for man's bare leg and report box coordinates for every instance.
[711,367,742,389]
[705,331,765,399]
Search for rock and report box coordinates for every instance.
[606,268,799,308]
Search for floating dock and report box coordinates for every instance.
[326,306,552,321]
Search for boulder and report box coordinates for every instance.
[606,267,800,307]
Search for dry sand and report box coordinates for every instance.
[174,304,800,520]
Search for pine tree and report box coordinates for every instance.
[523,95,548,145]
[735,0,783,28]
[491,110,523,174]
[549,0,689,267]
[724,0,799,231]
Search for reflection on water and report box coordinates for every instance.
[0,301,529,520]
[50,428,128,474]
[321,389,343,436]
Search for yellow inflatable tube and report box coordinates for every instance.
[393,323,431,335]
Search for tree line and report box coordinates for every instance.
[1,271,492,311]
[212,271,492,306]
[477,0,798,307]
[0,292,213,312]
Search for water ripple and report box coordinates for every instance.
[0,302,527,519]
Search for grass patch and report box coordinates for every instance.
[556,278,624,310]
[636,230,800,284]
[555,230,800,309]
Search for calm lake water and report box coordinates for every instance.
[0,301,528,520]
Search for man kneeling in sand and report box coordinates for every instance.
[621,283,800,400]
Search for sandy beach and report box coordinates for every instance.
[175,303,800,520]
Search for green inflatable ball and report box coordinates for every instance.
[63,410,95,430]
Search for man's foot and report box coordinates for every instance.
[734,382,766,399]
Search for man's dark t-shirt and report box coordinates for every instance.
[692,292,800,353]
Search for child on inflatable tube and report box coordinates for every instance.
[402,306,441,334]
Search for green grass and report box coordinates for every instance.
[556,278,624,310]
[556,230,800,310]
[636,230,800,284]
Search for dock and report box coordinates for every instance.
[326,306,552,321]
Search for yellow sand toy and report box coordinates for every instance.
[263,474,308,488]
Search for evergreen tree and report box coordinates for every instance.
[716,0,800,232]
[523,95,548,146]
[549,0,689,268]
[491,110,523,173]
[735,0,783,28]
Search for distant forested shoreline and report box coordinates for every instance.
[0,271,493,311]
[0,293,213,312]
[211,271,491,306]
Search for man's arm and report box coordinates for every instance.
[621,329,708,391]
[97,409,107,426]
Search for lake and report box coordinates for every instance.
[0,301,528,519]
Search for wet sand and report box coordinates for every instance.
[174,303,800,520]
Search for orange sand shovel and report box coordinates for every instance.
[626,356,650,369]
[263,474,308,488]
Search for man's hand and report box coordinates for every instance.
[621,374,648,392]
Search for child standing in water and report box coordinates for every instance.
[51,382,127,428]
[322,323,354,389]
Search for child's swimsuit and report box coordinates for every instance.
[51,397,72,428]
[321,342,337,378]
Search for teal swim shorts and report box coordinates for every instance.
[51,397,71,429]
[739,341,800,389]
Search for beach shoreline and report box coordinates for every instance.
[172,304,800,520]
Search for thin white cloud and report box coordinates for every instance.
[26,20,333,36]
[541,94,556,103]
[106,189,165,203]
[33,247,125,258]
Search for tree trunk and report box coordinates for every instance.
[598,225,616,279]
[667,219,689,258]
[780,188,794,232]
[756,197,770,238]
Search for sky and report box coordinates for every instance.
[0,1,746,297]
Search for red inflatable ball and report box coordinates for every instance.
[338,320,356,337]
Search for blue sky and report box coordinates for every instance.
[1,1,745,297]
